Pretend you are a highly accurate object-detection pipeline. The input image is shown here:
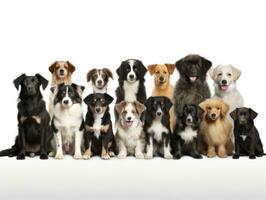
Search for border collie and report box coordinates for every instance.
[87,68,113,93]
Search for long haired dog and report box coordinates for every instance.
[147,64,176,131]
[199,99,233,158]
[87,68,113,93]
[0,74,51,159]
[50,83,85,159]
[144,96,173,159]
[115,101,146,159]
[230,108,265,159]
[83,93,115,160]
[172,104,203,159]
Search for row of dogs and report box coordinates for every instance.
[0,54,264,160]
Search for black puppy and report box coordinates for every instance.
[172,104,203,159]
[144,96,173,159]
[83,93,115,160]
[0,74,51,159]
[230,107,265,159]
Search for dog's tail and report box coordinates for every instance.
[0,148,15,157]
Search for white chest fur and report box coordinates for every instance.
[148,119,168,142]
[179,126,197,143]
[240,135,248,141]
[123,80,139,102]
[93,113,104,139]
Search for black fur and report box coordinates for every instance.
[230,107,265,159]
[0,74,52,159]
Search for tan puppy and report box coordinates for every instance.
[49,61,75,86]
[199,98,233,158]
[148,64,175,131]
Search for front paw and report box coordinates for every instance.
[101,154,110,160]
[74,154,83,160]
[55,153,64,160]
[40,154,48,160]
[117,153,127,159]
[207,152,216,158]
[17,154,26,160]
[135,152,144,159]
[173,153,182,159]
[145,153,153,159]
[83,155,91,160]
[233,154,239,159]
[192,153,203,159]
[249,155,256,159]
[164,153,173,159]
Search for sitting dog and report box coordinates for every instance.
[50,83,85,159]
[115,101,146,159]
[144,96,173,159]
[147,63,175,131]
[172,104,203,159]
[0,74,51,159]
[230,107,265,159]
[83,93,115,160]
[199,98,233,158]
[87,68,113,93]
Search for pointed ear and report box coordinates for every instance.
[175,58,184,73]
[115,101,127,113]
[134,101,146,115]
[230,108,238,120]
[165,64,175,74]
[103,68,113,80]
[35,74,49,90]
[13,74,26,90]
[201,57,212,73]
[209,67,216,80]
[104,93,114,105]
[147,64,157,75]
[49,61,57,73]
[163,96,173,111]
[84,94,94,105]
[230,65,241,81]
[67,61,76,73]
[221,100,230,118]
[87,69,97,82]
[249,108,258,120]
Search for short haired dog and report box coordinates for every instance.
[87,68,113,93]
[83,93,115,160]
[230,107,265,159]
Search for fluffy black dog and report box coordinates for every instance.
[230,107,265,159]
[0,74,51,159]
[172,104,203,159]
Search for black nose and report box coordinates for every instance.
[129,74,134,79]
[159,77,164,82]
[63,100,69,105]
[222,80,227,85]
[97,80,103,85]
[187,118,192,122]
[157,112,162,116]
[127,116,132,121]
[27,86,33,92]
[96,108,101,113]
[60,69,64,74]
[211,113,216,118]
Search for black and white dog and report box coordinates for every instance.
[50,83,85,159]
[0,74,51,159]
[83,93,115,160]
[172,104,203,159]
[87,68,113,93]
[115,59,147,121]
[144,96,173,159]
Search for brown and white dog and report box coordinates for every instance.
[87,68,113,93]
[115,101,146,159]
[147,64,175,131]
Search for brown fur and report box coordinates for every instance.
[49,61,75,86]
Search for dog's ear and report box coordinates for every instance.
[249,108,258,120]
[230,108,238,120]
[221,100,230,118]
[83,94,94,105]
[49,61,57,73]
[66,61,75,73]
[138,60,147,77]
[116,61,125,77]
[103,68,113,80]
[201,57,212,73]
[165,64,175,74]
[13,74,26,90]
[72,83,85,96]
[35,73,49,90]
[230,65,241,81]
[50,86,56,94]
[175,58,184,73]
[199,100,208,111]
[197,105,204,119]
[163,96,173,112]
[145,97,153,112]
[104,93,114,105]
[147,64,157,75]
[134,101,146,115]
[87,69,97,82]
[209,67,216,80]
[115,101,127,113]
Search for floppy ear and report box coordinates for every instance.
[175,58,184,73]
[104,93,114,105]
[201,57,212,73]
[230,65,241,81]
[115,101,127,113]
[50,86,56,94]
[197,105,204,120]
[67,61,75,73]
[83,94,94,105]
[165,64,175,74]
[49,61,57,73]
[145,97,153,112]
[163,96,173,112]
[35,73,49,90]
[116,61,125,77]
[199,100,208,111]
[87,69,97,82]
[221,100,230,118]
[230,108,238,120]
[134,101,146,115]
[249,108,258,120]
[72,83,85,96]
[13,74,26,90]
[139,60,147,76]
[103,68,113,80]
[209,67,216,80]
[147,64,157,75]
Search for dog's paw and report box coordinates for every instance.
[29,153,35,158]
[218,154,228,158]
[207,152,216,158]
[135,152,144,159]
[16,154,26,160]
[192,154,203,159]
[164,153,173,159]
[249,155,256,159]
[74,154,83,160]
[144,153,153,160]
[48,152,55,157]
[109,151,115,157]
[233,155,239,159]
[101,154,110,160]
[83,155,91,160]
[40,154,48,160]
[55,154,64,160]
[117,153,127,159]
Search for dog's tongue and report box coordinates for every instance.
[190,76,197,82]
[220,85,229,91]
[126,121,133,127]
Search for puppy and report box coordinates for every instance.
[115,101,146,159]
[0,74,51,159]
[173,54,212,123]
[172,104,203,159]
[115,59,147,121]
[230,107,265,159]
[83,93,115,160]
[148,63,175,130]
[144,96,173,159]
[199,99,233,158]
[50,83,85,159]
[87,68,113,93]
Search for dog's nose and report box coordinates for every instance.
[222,80,227,85]
[63,99,69,105]
[96,108,101,113]
[97,80,103,85]
[159,77,164,82]
[60,69,65,74]
[156,112,162,116]
[127,116,132,121]
[129,74,134,79]
[211,113,216,118]
[187,118,192,123]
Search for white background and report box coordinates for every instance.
[0,0,266,200]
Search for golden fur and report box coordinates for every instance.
[49,61,75,86]
[199,98,233,158]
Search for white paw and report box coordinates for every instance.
[29,153,35,157]
[83,155,91,160]
[109,151,115,157]
[164,153,173,159]
[48,151,55,157]
[145,153,153,159]
[74,154,82,160]
[55,154,64,160]
[117,153,127,159]
[135,152,144,159]
[101,154,110,160]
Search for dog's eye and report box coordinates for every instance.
[216,107,220,110]
[227,73,232,77]
[132,110,136,114]
[218,73,222,76]
[156,71,159,74]
[207,106,211,110]
[163,71,167,74]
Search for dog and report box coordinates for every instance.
[199,98,233,158]
[83,93,115,160]
[172,104,203,159]
[115,101,146,159]
[144,96,173,159]
[115,59,147,121]
[0,74,51,159]
[173,54,212,125]
[147,63,175,131]
[87,68,113,93]
[50,83,85,159]
[230,107,265,159]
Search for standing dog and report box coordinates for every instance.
[115,101,146,159]
[144,96,173,159]
[50,83,85,159]
[230,107,265,159]
[87,68,113,93]
[83,93,115,160]
[0,74,51,159]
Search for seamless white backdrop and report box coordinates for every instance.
[0,0,266,200]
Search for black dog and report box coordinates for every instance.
[230,107,265,159]
[172,104,203,159]
[0,74,51,159]
[83,93,115,160]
